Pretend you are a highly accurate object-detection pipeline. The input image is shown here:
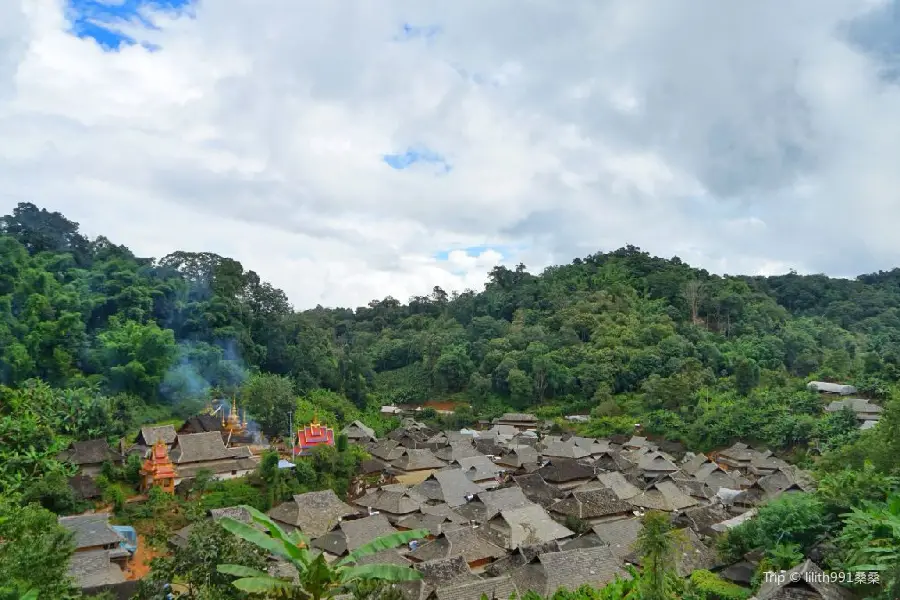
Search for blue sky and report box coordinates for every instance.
[383,146,452,173]
[67,0,192,50]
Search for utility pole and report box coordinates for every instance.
[288,411,294,458]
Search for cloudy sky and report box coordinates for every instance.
[2,0,900,309]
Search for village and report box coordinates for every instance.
[56,381,878,600]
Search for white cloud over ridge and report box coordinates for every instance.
[2,0,900,308]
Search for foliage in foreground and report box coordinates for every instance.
[217,505,427,600]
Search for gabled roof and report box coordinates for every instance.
[57,439,123,466]
[510,546,628,597]
[312,514,398,556]
[542,441,590,459]
[392,449,446,472]
[495,446,539,468]
[807,381,857,395]
[490,504,574,549]
[396,512,455,536]
[370,439,406,461]
[429,469,483,507]
[680,453,709,475]
[435,442,483,462]
[630,480,698,511]
[59,514,124,549]
[340,513,398,551]
[432,575,517,600]
[538,458,595,483]
[513,473,566,508]
[68,550,126,588]
[342,420,376,440]
[485,540,563,577]
[496,413,538,423]
[478,486,534,518]
[138,425,178,446]
[754,560,854,600]
[408,526,506,564]
[592,518,642,559]
[267,490,358,538]
[356,485,427,514]
[170,432,232,464]
[455,455,505,481]
[178,414,223,433]
[637,452,679,473]
[549,488,634,520]
[596,472,641,500]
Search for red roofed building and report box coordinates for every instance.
[141,439,177,494]
[294,416,335,456]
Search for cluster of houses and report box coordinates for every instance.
[808,381,883,430]
[59,388,873,600]
[172,411,849,600]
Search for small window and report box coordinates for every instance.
[231,470,237,475]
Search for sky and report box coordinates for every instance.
[2,1,900,309]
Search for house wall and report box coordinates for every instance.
[79,464,105,477]
[174,467,254,486]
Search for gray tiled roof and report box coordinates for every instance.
[542,441,590,460]
[435,442,483,462]
[512,546,628,596]
[408,525,506,564]
[341,514,398,551]
[267,490,359,538]
[392,449,446,472]
[356,487,426,515]
[455,455,505,481]
[513,474,566,508]
[139,425,178,446]
[549,488,634,519]
[478,486,533,518]
[170,432,232,463]
[497,413,538,423]
[491,504,574,549]
[596,472,641,500]
[68,550,126,588]
[496,446,539,468]
[342,420,376,440]
[396,512,454,536]
[59,514,124,549]
[592,518,642,559]
[433,575,517,600]
[630,480,698,511]
[537,458,594,483]
[753,559,854,600]
[57,439,123,466]
[431,468,483,507]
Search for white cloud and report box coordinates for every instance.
[2,0,900,308]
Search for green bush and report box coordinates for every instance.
[688,570,750,600]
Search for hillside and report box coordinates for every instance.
[5,202,900,599]
[3,202,899,444]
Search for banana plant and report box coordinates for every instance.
[217,505,426,600]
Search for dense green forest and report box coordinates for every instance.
[5,202,900,598]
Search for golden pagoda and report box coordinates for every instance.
[222,396,247,434]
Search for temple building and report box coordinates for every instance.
[140,439,176,494]
[294,415,335,456]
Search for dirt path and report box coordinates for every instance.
[125,534,165,580]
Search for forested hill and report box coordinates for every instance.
[3,201,900,441]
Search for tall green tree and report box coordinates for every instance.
[0,502,77,599]
[635,511,676,600]
[241,373,297,438]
